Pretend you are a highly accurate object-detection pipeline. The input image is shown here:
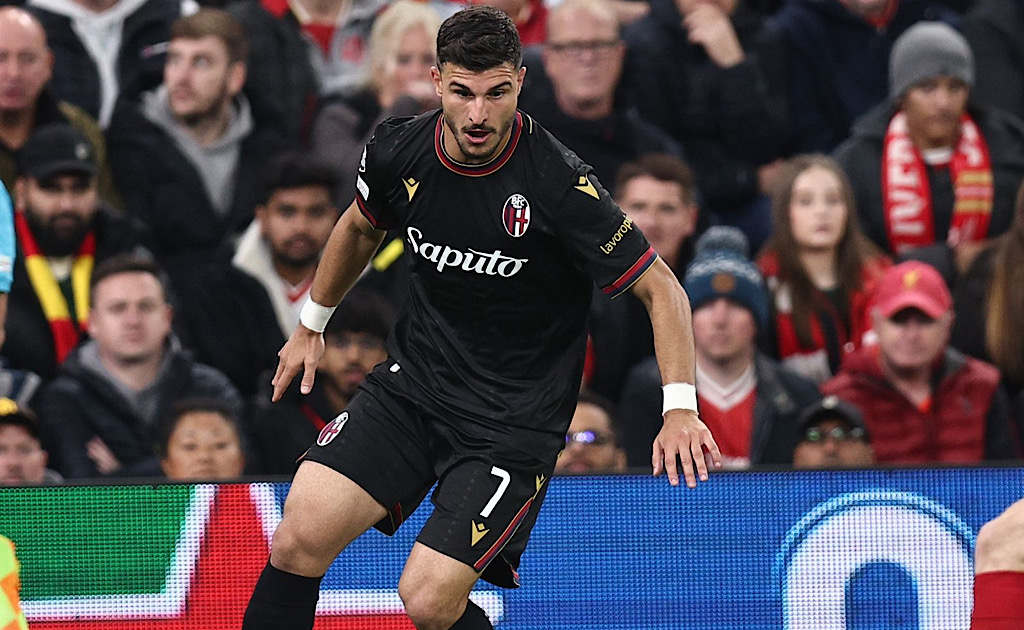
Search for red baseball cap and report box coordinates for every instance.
[873,261,952,319]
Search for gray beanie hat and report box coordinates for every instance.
[889,22,973,102]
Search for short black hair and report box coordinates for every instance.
[576,389,621,447]
[259,152,341,206]
[436,5,522,72]
[324,289,396,342]
[156,397,242,458]
[615,153,698,205]
[90,253,170,303]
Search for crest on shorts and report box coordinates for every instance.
[316,412,349,447]
[502,194,530,238]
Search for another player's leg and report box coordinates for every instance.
[972,497,1024,629]
[399,543,492,630]
[242,461,387,630]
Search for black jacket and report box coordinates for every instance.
[834,102,1024,254]
[33,341,243,479]
[963,0,1024,122]
[3,207,145,381]
[622,0,788,212]
[106,100,287,264]
[251,374,337,475]
[29,0,182,123]
[618,353,821,467]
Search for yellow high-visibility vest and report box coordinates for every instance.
[0,536,28,630]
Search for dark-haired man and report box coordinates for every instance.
[243,7,718,630]
[233,152,341,337]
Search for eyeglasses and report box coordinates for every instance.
[803,426,866,443]
[565,430,612,446]
[546,39,621,57]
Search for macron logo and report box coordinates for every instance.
[406,226,528,277]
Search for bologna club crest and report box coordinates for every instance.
[502,194,531,238]
[317,412,349,446]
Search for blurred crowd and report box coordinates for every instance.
[1,0,1023,484]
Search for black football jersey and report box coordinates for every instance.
[355,110,655,460]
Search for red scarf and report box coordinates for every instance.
[15,212,95,363]
[882,111,993,253]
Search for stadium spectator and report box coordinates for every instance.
[0,398,62,485]
[834,22,1024,256]
[33,254,243,478]
[822,260,1018,463]
[106,8,285,264]
[517,0,680,187]
[227,0,386,120]
[622,0,788,252]
[25,0,192,128]
[587,154,700,402]
[310,0,441,208]
[971,497,1024,629]
[758,154,890,384]
[619,227,820,468]
[791,395,874,468]
[233,152,340,338]
[772,0,959,154]
[962,0,1024,124]
[5,124,144,381]
[555,390,627,474]
[158,397,246,480]
[0,7,119,206]
[252,289,394,475]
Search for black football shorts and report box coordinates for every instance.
[301,358,554,588]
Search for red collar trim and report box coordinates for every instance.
[261,0,291,19]
[434,111,522,177]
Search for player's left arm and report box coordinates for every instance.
[630,258,722,488]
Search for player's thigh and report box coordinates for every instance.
[417,455,552,588]
[398,541,481,623]
[271,460,388,576]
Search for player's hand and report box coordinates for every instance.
[271,325,326,402]
[652,409,722,488]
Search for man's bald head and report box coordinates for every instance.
[0,7,53,114]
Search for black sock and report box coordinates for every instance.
[242,562,322,630]
[448,600,494,629]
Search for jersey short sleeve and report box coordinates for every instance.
[0,183,14,293]
[550,169,656,299]
[353,131,397,230]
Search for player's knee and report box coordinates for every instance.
[269,519,332,576]
[398,580,464,630]
[976,502,1024,573]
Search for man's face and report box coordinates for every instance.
[873,307,953,374]
[792,418,874,469]
[432,62,524,164]
[556,402,624,474]
[161,411,245,480]
[0,10,53,113]
[0,424,47,485]
[256,186,338,270]
[320,331,387,400]
[692,297,757,365]
[165,36,245,125]
[901,76,969,149]
[17,173,99,256]
[542,9,624,114]
[617,175,696,268]
[88,272,173,365]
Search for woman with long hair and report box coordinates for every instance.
[758,154,890,383]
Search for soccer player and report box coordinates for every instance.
[242,7,720,630]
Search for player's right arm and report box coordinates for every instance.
[270,201,386,401]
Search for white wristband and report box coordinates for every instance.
[299,298,337,333]
[662,382,698,415]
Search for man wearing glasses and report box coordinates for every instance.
[791,396,874,469]
[556,391,626,474]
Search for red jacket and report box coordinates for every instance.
[759,251,889,383]
[821,347,1017,463]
